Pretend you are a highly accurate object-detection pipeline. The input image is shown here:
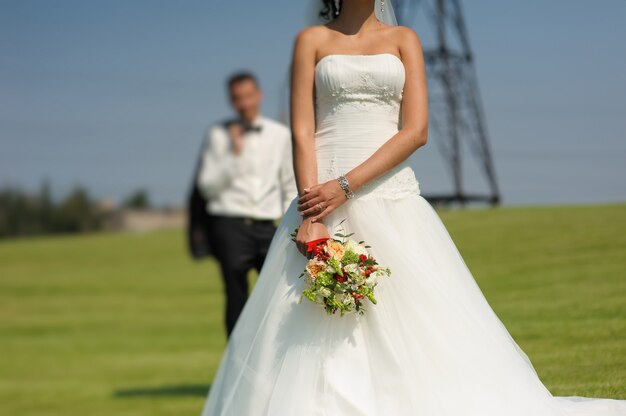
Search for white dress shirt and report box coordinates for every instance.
[197,114,298,220]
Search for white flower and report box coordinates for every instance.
[365,275,377,287]
[319,287,332,297]
[365,270,382,287]
[366,270,386,287]
[343,295,356,307]
[344,240,368,256]
[343,263,359,275]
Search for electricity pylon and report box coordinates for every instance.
[395,0,500,205]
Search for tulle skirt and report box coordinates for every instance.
[200,193,626,415]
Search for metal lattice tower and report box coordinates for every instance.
[395,0,500,206]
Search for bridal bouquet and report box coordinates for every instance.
[291,220,391,316]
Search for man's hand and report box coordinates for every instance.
[295,217,330,258]
[297,179,347,223]
[227,122,246,156]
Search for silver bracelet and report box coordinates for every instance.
[337,175,355,199]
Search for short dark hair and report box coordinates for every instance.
[226,71,259,90]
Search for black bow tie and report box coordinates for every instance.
[242,124,263,133]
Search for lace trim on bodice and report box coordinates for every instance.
[315,72,404,118]
[314,54,404,120]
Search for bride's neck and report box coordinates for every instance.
[333,0,379,35]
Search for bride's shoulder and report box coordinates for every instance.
[372,25,422,55]
[294,24,331,43]
[389,25,422,43]
[387,25,424,57]
[292,25,331,57]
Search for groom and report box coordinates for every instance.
[194,70,297,337]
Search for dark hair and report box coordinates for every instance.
[319,0,342,22]
[226,71,259,90]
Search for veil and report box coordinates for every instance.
[375,0,398,26]
[304,0,398,27]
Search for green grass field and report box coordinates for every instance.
[1,202,625,415]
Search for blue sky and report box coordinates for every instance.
[1,0,625,207]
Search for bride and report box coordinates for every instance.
[200,1,626,414]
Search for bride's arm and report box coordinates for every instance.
[298,27,428,221]
[290,27,331,255]
[290,27,318,196]
[346,28,428,192]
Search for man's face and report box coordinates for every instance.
[229,79,262,121]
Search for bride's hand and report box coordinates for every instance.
[297,179,347,222]
[295,217,330,258]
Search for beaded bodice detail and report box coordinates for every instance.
[315,53,404,120]
[314,53,420,200]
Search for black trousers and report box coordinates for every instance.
[208,215,277,337]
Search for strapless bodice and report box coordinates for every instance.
[314,53,420,200]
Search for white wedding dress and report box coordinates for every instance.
[200,53,626,415]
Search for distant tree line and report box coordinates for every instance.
[0,182,151,239]
[123,189,151,209]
